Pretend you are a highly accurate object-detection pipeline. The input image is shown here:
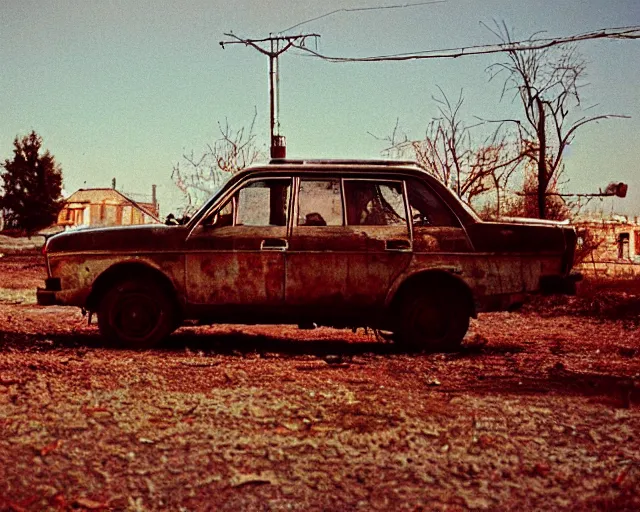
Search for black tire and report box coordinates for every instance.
[97,278,175,349]
[395,287,470,352]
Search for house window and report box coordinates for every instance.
[618,232,630,259]
[635,231,640,256]
[105,205,117,225]
[122,205,132,225]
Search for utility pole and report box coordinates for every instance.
[220,33,320,159]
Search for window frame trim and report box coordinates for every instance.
[404,176,464,230]
[188,175,294,237]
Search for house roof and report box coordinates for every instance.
[65,188,129,204]
[63,188,160,222]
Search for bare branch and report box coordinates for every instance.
[481,23,629,219]
[171,109,265,215]
[375,87,525,210]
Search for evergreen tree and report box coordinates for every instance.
[1,131,63,232]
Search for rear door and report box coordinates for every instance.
[285,175,412,320]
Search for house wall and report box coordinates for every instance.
[58,198,158,228]
[574,219,640,277]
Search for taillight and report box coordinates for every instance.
[562,228,577,273]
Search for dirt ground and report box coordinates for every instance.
[0,256,639,511]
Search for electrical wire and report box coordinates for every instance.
[289,25,640,63]
[280,0,447,34]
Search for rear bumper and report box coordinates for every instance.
[540,272,583,295]
[36,288,59,305]
[36,277,62,305]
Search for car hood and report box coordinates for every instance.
[45,224,189,254]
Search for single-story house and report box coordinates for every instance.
[58,188,160,228]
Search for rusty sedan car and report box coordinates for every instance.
[37,160,579,350]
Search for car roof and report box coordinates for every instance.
[235,159,432,181]
[249,158,422,172]
[267,158,419,167]
[187,159,481,227]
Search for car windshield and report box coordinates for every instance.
[185,172,234,217]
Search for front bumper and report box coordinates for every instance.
[540,272,583,295]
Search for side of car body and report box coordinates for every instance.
[38,161,578,350]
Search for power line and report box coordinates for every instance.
[290,25,640,63]
[280,0,447,34]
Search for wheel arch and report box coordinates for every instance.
[86,261,182,316]
[386,269,477,318]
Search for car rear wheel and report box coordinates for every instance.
[395,287,470,352]
[98,278,175,349]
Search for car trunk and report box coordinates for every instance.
[466,220,577,275]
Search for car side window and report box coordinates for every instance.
[344,180,406,226]
[298,179,343,226]
[236,179,291,227]
[406,178,460,227]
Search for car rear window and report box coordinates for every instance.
[343,180,407,226]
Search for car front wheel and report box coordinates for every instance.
[98,278,175,349]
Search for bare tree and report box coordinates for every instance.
[474,139,523,218]
[172,110,264,214]
[378,88,521,212]
[485,21,625,219]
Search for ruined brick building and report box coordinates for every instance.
[574,215,640,277]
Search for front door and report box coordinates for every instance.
[185,178,292,311]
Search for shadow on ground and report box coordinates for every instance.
[0,328,520,357]
[1,328,637,406]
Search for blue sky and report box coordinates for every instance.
[1,0,639,216]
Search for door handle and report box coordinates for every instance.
[385,239,412,252]
[261,238,288,251]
